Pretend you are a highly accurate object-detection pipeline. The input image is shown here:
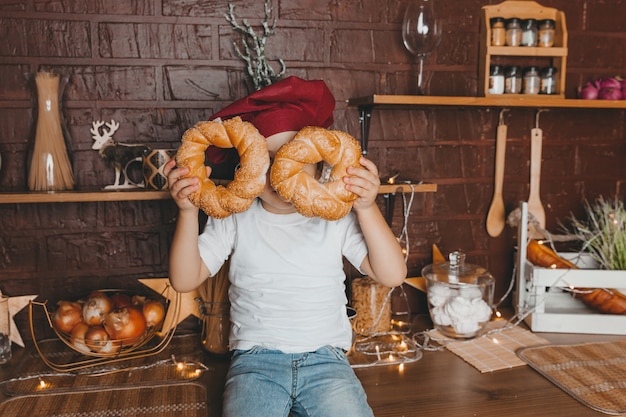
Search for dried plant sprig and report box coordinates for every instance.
[225,0,286,90]
[570,196,626,270]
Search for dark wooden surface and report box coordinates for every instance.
[356,329,624,417]
[1,326,624,417]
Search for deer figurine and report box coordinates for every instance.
[90,120,151,189]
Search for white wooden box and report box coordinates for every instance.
[514,203,626,335]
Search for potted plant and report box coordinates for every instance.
[568,197,626,314]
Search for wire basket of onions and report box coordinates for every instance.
[42,289,168,358]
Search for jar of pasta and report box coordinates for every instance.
[351,277,392,335]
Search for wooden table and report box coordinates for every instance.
[356,329,624,417]
[1,326,623,416]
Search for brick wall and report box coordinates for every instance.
[1,0,625,341]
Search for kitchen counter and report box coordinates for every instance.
[1,322,624,417]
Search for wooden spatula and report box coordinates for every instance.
[528,120,546,230]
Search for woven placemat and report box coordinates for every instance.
[0,382,207,417]
[518,340,626,415]
[426,322,550,373]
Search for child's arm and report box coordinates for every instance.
[164,159,212,292]
[344,157,407,288]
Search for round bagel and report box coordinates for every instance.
[270,126,362,220]
[176,116,270,218]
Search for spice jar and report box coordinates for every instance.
[520,18,538,46]
[538,19,555,47]
[523,66,541,94]
[489,65,505,94]
[540,66,558,94]
[490,17,506,46]
[505,18,522,47]
[504,65,522,94]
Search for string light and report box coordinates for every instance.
[37,377,50,391]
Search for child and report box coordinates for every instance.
[165,76,407,417]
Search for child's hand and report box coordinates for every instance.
[344,157,380,212]
[164,159,208,211]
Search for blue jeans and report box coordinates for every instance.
[223,345,374,417]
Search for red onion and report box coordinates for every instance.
[577,80,600,100]
[598,77,623,100]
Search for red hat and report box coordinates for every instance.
[204,76,336,177]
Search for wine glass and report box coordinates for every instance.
[402,0,442,94]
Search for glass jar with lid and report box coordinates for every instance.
[520,18,538,46]
[505,18,522,47]
[540,66,558,94]
[504,65,522,94]
[489,65,505,94]
[490,17,506,46]
[422,251,495,339]
[538,19,556,47]
[523,66,541,94]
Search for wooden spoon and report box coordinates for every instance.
[486,119,508,237]
[528,126,546,229]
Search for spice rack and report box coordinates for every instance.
[478,1,568,98]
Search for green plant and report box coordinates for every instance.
[570,196,626,270]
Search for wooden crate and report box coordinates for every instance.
[514,203,626,335]
[478,1,568,97]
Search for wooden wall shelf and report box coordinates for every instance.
[348,94,626,154]
[348,94,626,109]
[0,184,436,204]
[0,190,171,204]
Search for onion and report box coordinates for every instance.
[578,80,600,100]
[104,306,147,346]
[110,292,132,309]
[98,338,122,354]
[85,325,110,352]
[70,322,91,353]
[52,301,83,334]
[143,300,165,327]
[83,292,113,326]
[598,77,623,100]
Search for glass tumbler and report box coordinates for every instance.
[0,295,11,364]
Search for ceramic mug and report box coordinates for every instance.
[142,149,175,190]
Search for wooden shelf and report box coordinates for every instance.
[0,183,436,204]
[349,94,626,154]
[0,190,171,204]
[348,94,626,109]
[378,183,437,194]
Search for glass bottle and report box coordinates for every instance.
[538,19,556,47]
[540,66,558,94]
[521,18,538,46]
[505,65,522,94]
[490,17,506,46]
[489,65,505,94]
[505,18,522,47]
[523,66,541,94]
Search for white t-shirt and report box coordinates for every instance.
[198,199,368,353]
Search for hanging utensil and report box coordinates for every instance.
[528,110,547,230]
[486,109,508,237]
